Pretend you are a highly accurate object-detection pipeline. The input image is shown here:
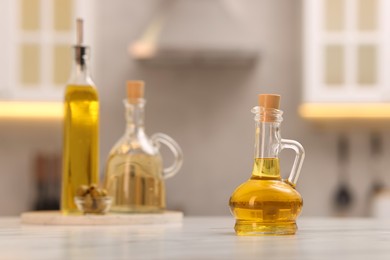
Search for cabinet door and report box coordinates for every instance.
[303,0,390,103]
[0,0,95,101]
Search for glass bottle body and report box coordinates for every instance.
[61,46,99,214]
[229,107,304,235]
[104,139,165,213]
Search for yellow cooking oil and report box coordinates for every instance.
[104,153,165,213]
[229,158,303,235]
[61,84,99,214]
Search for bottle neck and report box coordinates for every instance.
[254,120,281,158]
[68,46,94,85]
[252,108,283,179]
[124,99,146,136]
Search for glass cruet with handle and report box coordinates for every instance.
[229,94,305,235]
[104,81,183,213]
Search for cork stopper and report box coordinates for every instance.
[258,94,281,122]
[258,94,280,109]
[127,81,145,103]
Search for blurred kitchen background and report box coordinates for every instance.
[1,0,390,217]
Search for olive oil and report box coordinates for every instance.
[104,153,165,213]
[61,19,99,214]
[61,85,99,214]
[229,158,302,235]
[229,94,305,235]
[103,81,183,213]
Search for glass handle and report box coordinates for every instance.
[281,139,305,187]
[151,133,183,179]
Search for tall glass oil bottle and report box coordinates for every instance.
[61,19,99,214]
[229,94,305,235]
[103,81,183,213]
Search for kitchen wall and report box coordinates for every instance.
[1,0,389,216]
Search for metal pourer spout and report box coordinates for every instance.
[74,18,88,66]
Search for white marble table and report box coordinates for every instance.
[0,217,389,259]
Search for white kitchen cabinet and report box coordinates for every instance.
[0,0,95,102]
[303,0,390,104]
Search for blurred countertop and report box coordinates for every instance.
[0,217,389,259]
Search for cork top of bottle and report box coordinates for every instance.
[258,94,280,110]
[127,81,145,103]
[258,94,281,123]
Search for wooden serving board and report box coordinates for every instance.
[20,210,183,225]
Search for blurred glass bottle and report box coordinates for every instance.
[61,19,99,214]
[104,81,183,213]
